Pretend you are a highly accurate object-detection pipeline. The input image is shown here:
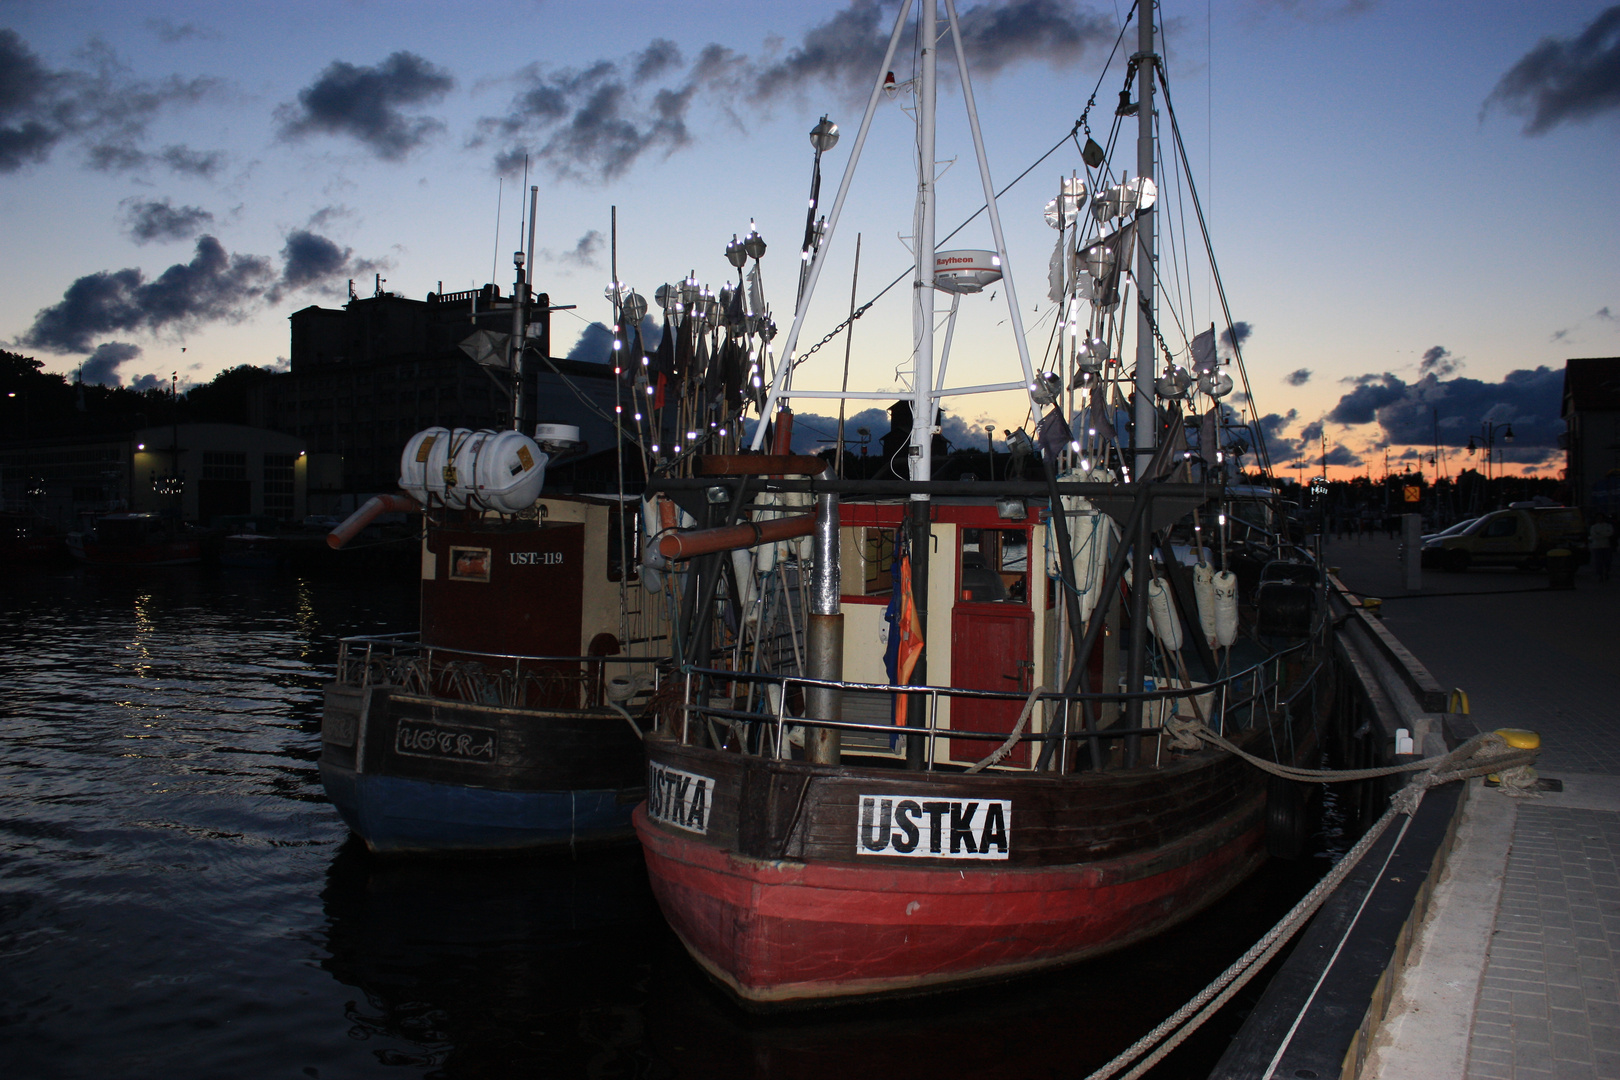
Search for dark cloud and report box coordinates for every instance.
[80,341,142,386]
[1326,373,1406,425]
[122,198,214,244]
[1323,444,1362,467]
[278,52,454,160]
[23,235,275,354]
[1598,305,1616,321]
[0,29,219,174]
[279,230,351,289]
[1418,344,1459,377]
[1252,409,1298,462]
[1284,368,1311,387]
[565,321,615,363]
[146,19,218,44]
[1299,419,1324,445]
[1485,7,1620,135]
[634,39,683,81]
[1220,321,1253,351]
[127,372,168,392]
[159,144,225,176]
[559,230,604,267]
[478,1,1111,182]
[1321,366,1565,466]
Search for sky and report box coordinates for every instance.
[1,0,1616,480]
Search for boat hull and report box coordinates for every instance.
[319,681,646,855]
[635,798,1265,1005]
[320,762,637,855]
[634,719,1313,1005]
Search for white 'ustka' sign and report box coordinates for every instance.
[647,763,713,834]
[857,795,1011,859]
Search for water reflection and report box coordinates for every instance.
[318,842,666,1077]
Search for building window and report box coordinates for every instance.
[264,453,296,519]
[203,452,247,480]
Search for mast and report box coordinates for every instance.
[904,0,940,767]
[1131,3,1157,480]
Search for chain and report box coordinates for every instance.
[788,297,879,371]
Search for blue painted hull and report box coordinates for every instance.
[320,761,639,855]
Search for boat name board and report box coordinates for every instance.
[508,551,563,565]
[647,763,712,834]
[394,720,498,763]
[857,795,1011,860]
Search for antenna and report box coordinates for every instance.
[491,176,503,287]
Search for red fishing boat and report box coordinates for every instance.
[632,0,1331,1006]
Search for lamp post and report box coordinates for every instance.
[1466,421,1514,482]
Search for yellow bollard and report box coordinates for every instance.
[1489,728,1540,785]
[1449,688,1470,715]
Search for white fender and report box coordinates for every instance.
[1213,569,1239,648]
[1193,563,1218,649]
[1147,576,1183,651]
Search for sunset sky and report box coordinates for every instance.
[1,0,1615,479]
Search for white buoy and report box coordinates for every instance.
[1194,563,1217,648]
[1213,569,1239,648]
[1147,577,1184,650]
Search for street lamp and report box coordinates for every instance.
[1465,421,1514,483]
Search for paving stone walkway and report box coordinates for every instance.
[1324,532,1620,1079]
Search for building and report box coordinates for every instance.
[251,283,625,499]
[1560,357,1620,511]
[0,422,307,525]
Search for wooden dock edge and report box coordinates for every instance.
[1208,584,1482,1079]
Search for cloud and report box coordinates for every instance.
[1284,368,1311,386]
[279,230,351,289]
[122,198,214,244]
[1599,305,1616,321]
[146,19,218,44]
[0,29,221,174]
[1220,321,1253,352]
[22,235,275,354]
[1485,7,1620,135]
[128,372,169,392]
[80,342,143,386]
[1319,365,1566,466]
[1323,444,1362,467]
[555,230,604,268]
[477,1,1113,182]
[1326,373,1406,425]
[1418,344,1459,377]
[278,52,454,160]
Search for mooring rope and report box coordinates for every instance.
[1079,731,1537,1080]
[965,685,1049,774]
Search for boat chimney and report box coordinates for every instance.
[806,466,843,765]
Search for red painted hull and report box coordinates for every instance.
[634,800,1267,1005]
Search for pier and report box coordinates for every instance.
[1225,531,1618,1080]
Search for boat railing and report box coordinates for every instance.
[675,622,1331,773]
[333,633,667,712]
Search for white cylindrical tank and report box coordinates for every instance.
[399,427,451,502]
[468,429,548,513]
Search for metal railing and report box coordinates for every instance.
[333,633,666,711]
[675,616,1331,774]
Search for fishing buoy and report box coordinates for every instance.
[1147,577,1183,650]
[1193,563,1217,648]
[1213,570,1239,648]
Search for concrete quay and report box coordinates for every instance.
[1320,533,1619,1080]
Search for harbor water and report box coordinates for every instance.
[0,564,1341,1079]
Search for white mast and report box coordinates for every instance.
[911,0,938,491]
[1131,2,1157,479]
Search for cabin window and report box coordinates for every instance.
[1483,516,1519,539]
[862,528,897,595]
[608,505,641,582]
[960,528,1029,604]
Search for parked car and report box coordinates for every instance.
[1420,516,1477,545]
[1421,505,1586,572]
